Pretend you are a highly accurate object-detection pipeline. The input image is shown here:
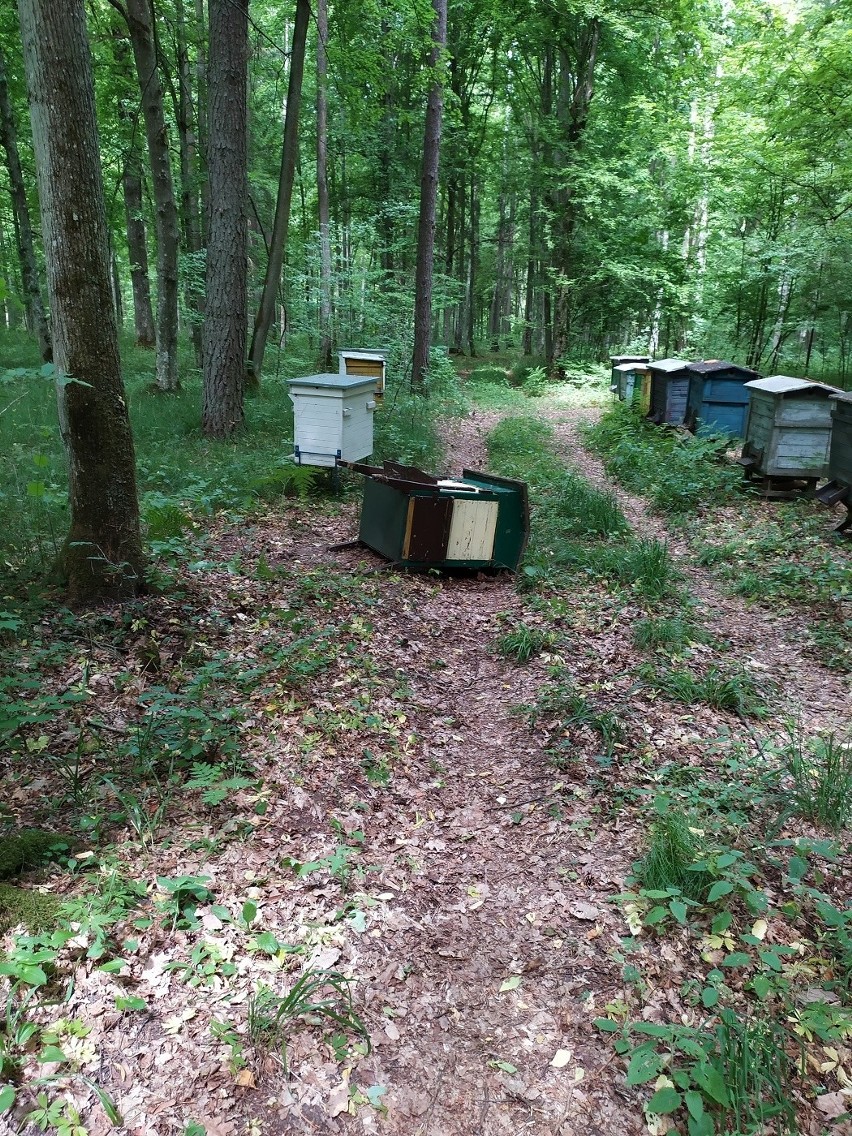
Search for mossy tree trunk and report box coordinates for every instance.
[18,0,144,603]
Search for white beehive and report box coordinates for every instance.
[339,348,387,400]
[288,373,377,468]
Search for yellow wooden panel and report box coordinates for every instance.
[446,499,498,561]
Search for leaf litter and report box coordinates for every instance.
[0,404,850,1136]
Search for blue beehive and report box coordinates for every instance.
[685,360,760,437]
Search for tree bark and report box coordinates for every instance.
[173,0,204,367]
[316,0,333,371]
[411,0,448,390]
[247,0,310,388]
[121,152,156,347]
[0,42,51,361]
[18,0,143,602]
[201,0,247,438]
[124,0,181,391]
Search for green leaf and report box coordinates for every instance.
[694,1062,729,1106]
[631,1023,673,1038]
[647,1087,682,1114]
[38,1045,67,1063]
[788,855,809,881]
[684,1090,704,1120]
[759,950,783,972]
[644,905,668,925]
[707,880,734,902]
[593,1018,620,1032]
[626,1047,665,1086]
[716,852,739,868]
[752,974,772,999]
[0,1085,15,1112]
[0,962,47,986]
[98,959,125,973]
[701,987,719,1008]
[711,911,732,934]
[115,995,147,1012]
[241,900,257,925]
[499,976,521,992]
[670,899,688,924]
[722,952,751,967]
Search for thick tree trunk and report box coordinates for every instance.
[201,0,247,438]
[247,0,309,388]
[0,42,51,361]
[316,0,333,371]
[411,0,448,390]
[125,0,181,392]
[18,0,143,602]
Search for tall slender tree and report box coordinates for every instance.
[316,0,333,371]
[17,0,143,602]
[0,41,50,360]
[201,0,248,438]
[117,0,182,392]
[247,0,310,388]
[411,0,448,389]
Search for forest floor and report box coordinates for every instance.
[1,397,851,1136]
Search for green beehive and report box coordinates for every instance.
[349,462,529,570]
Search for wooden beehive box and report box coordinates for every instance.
[351,462,529,570]
[647,359,692,425]
[686,360,760,437]
[288,373,377,468]
[613,362,651,410]
[741,376,841,480]
[828,393,852,486]
[610,354,649,388]
[339,349,387,401]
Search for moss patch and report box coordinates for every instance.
[0,829,68,879]
[0,882,60,933]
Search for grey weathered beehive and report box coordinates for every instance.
[288,373,377,468]
[740,376,841,480]
[647,359,692,425]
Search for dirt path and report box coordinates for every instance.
[544,407,851,732]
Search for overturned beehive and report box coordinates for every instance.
[342,461,529,571]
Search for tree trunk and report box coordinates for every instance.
[173,0,204,368]
[201,0,247,438]
[466,180,477,357]
[411,0,448,390]
[125,0,181,392]
[122,148,157,347]
[18,0,143,602]
[194,0,209,240]
[247,0,310,388]
[316,0,333,371]
[0,42,51,361]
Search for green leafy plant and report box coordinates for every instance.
[494,624,555,662]
[781,730,852,832]
[637,661,769,717]
[247,969,370,1068]
[596,1009,797,1136]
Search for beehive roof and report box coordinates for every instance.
[745,375,841,395]
[686,360,759,376]
[647,358,691,373]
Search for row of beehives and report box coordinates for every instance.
[611,356,852,516]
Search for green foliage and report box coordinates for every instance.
[0,830,67,879]
[638,808,713,903]
[633,615,704,653]
[582,404,742,516]
[247,969,369,1067]
[494,623,555,662]
[779,730,852,832]
[598,1010,797,1136]
[637,662,769,718]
